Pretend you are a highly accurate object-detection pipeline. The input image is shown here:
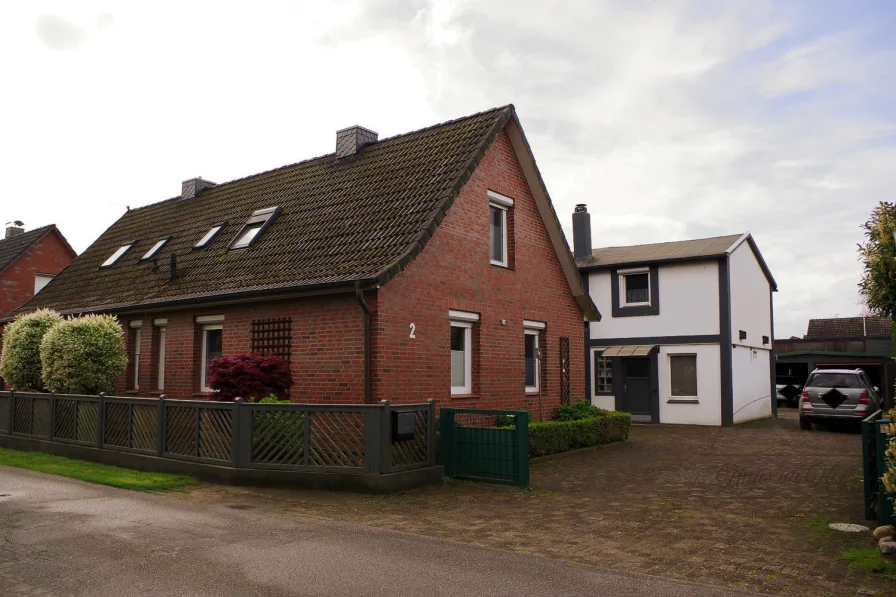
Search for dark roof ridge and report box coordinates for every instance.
[127,105,516,214]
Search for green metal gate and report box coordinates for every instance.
[862,411,895,526]
[439,408,529,488]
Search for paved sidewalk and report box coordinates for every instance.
[0,466,760,597]
[183,410,890,596]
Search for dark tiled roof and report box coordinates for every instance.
[0,225,57,273]
[580,234,744,268]
[20,107,520,314]
[806,316,892,339]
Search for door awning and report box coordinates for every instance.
[600,345,656,357]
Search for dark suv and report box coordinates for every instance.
[799,369,881,430]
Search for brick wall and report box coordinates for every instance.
[117,293,366,402]
[373,128,586,417]
[0,230,75,317]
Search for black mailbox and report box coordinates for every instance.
[392,410,415,442]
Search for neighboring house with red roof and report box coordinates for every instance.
[12,106,599,412]
[0,222,76,318]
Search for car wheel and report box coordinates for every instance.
[799,417,812,430]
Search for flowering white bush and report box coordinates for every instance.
[0,308,63,390]
[40,314,127,395]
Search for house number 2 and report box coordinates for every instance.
[409,323,416,339]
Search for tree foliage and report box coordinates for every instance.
[0,308,64,390]
[40,314,127,395]
[207,353,293,401]
[859,202,896,318]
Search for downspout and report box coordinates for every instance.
[355,282,372,404]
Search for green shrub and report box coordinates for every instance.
[494,408,533,428]
[552,400,608,422]
[529,411,631,458]
[256,394,292,404]
[0,308,64,390]
[40,314,127,395]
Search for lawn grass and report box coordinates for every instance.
[842,548,896,581]
[808,516,831,532]
[0,448,197,492]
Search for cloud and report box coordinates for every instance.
[35,14,86,50]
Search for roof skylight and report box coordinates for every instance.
[195,225,224,248]
[229,207,281,250]
[140,238,169,260]
[101,244,133,267]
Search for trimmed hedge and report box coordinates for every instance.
[529,411,631,458]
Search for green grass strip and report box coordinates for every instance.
[0,447,197,492]
[842,548,896,580]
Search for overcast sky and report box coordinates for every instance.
[3,1,894,338]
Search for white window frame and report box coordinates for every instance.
[34,274,54,294]
[619,267,651,307]
[200,324,223,392]
[591,347,613,396]
[524,329,540,393]
[487,191,513,268]
[449,310,479,395]
[156,324,167,391]
[669,353,699,399]
[141,238,169,261]
[195,225,223,248]
[101,244,133,267]
[129,321,142,390]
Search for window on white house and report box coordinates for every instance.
[195,225,223,248]
[101,244,133,267]
[621,270,650,306]
[141,238,169,260]
[229,207,281,250]
[593,350,613,394]
[34,274,53,294]
[201,324,223,391]
[487,190,513,267]
[524,330,539,392]
[670,354,698,398]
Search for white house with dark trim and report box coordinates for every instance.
[572,205,777,426]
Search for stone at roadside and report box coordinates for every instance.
[879,540,896,555]
[829,523,870,533]
[873,525,896,540]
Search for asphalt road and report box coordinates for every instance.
[0,466,762,597]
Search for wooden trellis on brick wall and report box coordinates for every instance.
[559,337,570,406]
[250,317,293,363]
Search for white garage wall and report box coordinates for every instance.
[588,261,720,340]
[732,345,773,423]
[658,344,722,426]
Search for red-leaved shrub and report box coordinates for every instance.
[206,353,293,402]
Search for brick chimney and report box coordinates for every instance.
[572,204,592,261]
[336,126,378,158]
[181,177,216,201]
[5,220,24,238]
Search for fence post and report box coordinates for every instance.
[427,399,437,466]
[97,392,106,449]
[379,400,391,474]
[365,406,381,474]
[48,391,56,441]
[302,406,311,467]
[237,400,252,468]
[7,389,14,435]
[515,411,529,489]
[439,408,453,475]
[157,394,166,457]
[231,398,241,468]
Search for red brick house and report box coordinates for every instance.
[13,106,599,412]
[0,222,76,318]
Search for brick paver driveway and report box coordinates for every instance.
[185,409,891,596]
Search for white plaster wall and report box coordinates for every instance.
[729,240,772,349]
[588,261,720,340]
[732,345,773,423]
[658,344,722,426]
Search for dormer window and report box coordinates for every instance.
[195,225,224,248]
[101,244,133,267]
[229,207,280,250]
[141,238,169,260]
